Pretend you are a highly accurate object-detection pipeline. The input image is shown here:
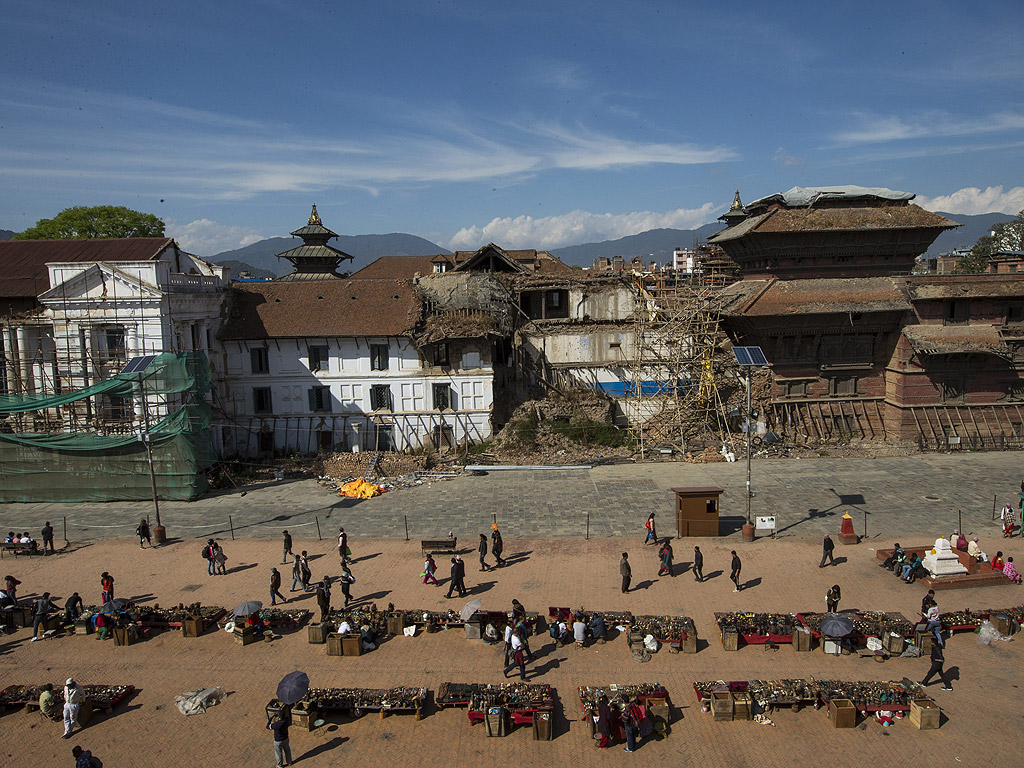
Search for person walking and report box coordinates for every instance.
[922,597,943,647]
[478,534,491,571]
[213,541,228,575]
[819,534,835,567]
[281,530,293,564]
[71,745,101,768]
[31,591,58,641]
[455,555,468,597]
[268,708,292,768]
[423,554,439,586]
[100,572,114,604]
[445,557,460,599]
[643,513,657,545]
[692,546,704,582]
[41,521,55,555]
[502,633,527,680]
[290,556,303,592]
[620,552,632,593]
[204,540,218,576]
[491,524,505,567]
[503,622,515,667]
[315,577,332,623]
[919,642,953,690]
[299,552,311,591]
[339,565,355,606]
[136,518,151,548]
[62,678,84,738]
[1002,504,1016,538]
[730,551,742,592]
[826,584,841,613]
[596,696,611,749]
[269,567,286,606]
[338,527,350,564]
[657,540,674,577]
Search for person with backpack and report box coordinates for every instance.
[423,554,439,586]
[622,697,644,753]
[213,541,228,575]
[643,513,657,545]
[72,745,102,768]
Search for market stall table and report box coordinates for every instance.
[578,684,671,741]
[714,612,798,647]
[302,687,428,720]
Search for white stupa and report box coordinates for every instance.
[921,537,968,578]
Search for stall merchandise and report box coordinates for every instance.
[693,678,924,713]
[630,614,697,649]
[579,684,670,710]
[798,612,913,640]
[714,612,797,644]
[302,686,428,719]
[1,684,133,713]
[387,608,465,631]
[256,608,311,628]
[133,603,226,629]
[325,605,388,634]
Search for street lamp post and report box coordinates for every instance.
[732,346,768,543]
[138,373,165,544]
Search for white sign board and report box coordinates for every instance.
[754,516,777,534]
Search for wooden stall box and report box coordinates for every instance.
[387,615,406,636]
[307,623,328,644]
[182,617,204,638]
[341,634,362,657]
[671,486,723,537]
[234,626,259,646]
[291,702,317,732]
[830,699,856,729]
[915,632,934,655]
[325,634,343,656]
[680,629,698,654]
[532,710,553,740]
[721,627,739,652]
[992,614,1015,636]
[485,707,508,737]
[909,698,940,730]
[795,626,812,652]
[883,632,904,655]
[75,620,93,635]
[733,692,752,721]
[112,627,135,647]
[711,692,733,722]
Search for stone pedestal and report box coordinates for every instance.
[922,538,968,578]
[838,513,858,545]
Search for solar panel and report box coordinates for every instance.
[732,346,768,367]
[121,355,157,374]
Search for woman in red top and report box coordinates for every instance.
[101,572,114,603]
[991,551,1004,570]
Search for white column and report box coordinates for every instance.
[16,326,32,392]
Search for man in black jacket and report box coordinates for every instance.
[819,534,835,567]
[31,592,57,641]
[478,534,490,571]
[41,521,55,555]
[919,642,953,690]
[446,557,465,598]
[281,530,293,565]
[730,551,743,592]
[620,553,631,593]
[455,555,467,596]
[693,546,704,582]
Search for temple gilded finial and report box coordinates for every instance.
[308,204,322,226]
[729,190,743,212]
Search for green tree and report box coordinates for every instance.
[969,208,1024,262]
[952,253,987,274]
[13,205,165,240]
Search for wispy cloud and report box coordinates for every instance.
[166,218,267,256]
[833,110,1024,145]
[773,147,803,167]
[0,82,736,201]
[448,204,720,250]
[916,186,1024,216]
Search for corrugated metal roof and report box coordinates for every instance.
[218,279,421,340]
[902,275,1024,300]
[748,185,915,209]
[0,238,173,299]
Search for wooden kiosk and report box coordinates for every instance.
[671,486,723,537]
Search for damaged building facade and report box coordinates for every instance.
[711,186,1024,449]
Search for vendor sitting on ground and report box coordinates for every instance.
[359,624,378,650]
[573,615,588,647]
[880,543,904,570]
[337,619,353,635]
[588,613,607,643]
[94,611,111,640]
[967,536,988,562]
[555,620,572,646]
[63,592,83,624]
[483,622,500,644]
[39,683,60,720]
[246,613,265,635]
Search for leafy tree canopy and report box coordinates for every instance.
[13,205,165,240]
[969,209,1024,262]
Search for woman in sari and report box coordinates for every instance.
[1002,557,1021,584]
[1003,506,1016,538]
[657,540,674,577]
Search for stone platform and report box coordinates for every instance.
[875,545,1009,590]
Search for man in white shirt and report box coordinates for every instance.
[62,678,84,738]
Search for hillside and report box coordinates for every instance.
[925,211,1011,258]
[0,229,14,241]
[209,233,449,276]
[550,223,725,266]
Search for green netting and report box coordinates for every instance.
[0,352,216,502]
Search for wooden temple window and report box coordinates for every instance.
[829,376,857,396]
[1005,304,1024,326]
[944,299,970,325]
[940,378,966,404]
[783,380,810,397]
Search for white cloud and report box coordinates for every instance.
[916,186,1024,216]
[772,147,803,167]
[833,110,1024,146]
[167,218,267,257]
[448,204,720,250]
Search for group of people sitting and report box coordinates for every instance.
[3,532,37,552]
[550,610,607,647]
[879,544,928,583]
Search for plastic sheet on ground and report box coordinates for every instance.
[338,477,385,498]
[176,686,227,716]
[977,619,1014,645]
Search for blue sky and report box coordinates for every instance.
[2,0,1023,256]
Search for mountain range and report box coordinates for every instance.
[207,211,1007,277]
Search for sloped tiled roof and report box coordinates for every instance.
[902,324,1006,356]
[720,277,910,316]
[219,279,421,340]
[0,238,174,298]
[350,245,576,279]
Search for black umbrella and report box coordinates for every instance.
[234,600,263,617]
[819,613,854,637]
[276,671,309,705]
[100,598,129,614]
